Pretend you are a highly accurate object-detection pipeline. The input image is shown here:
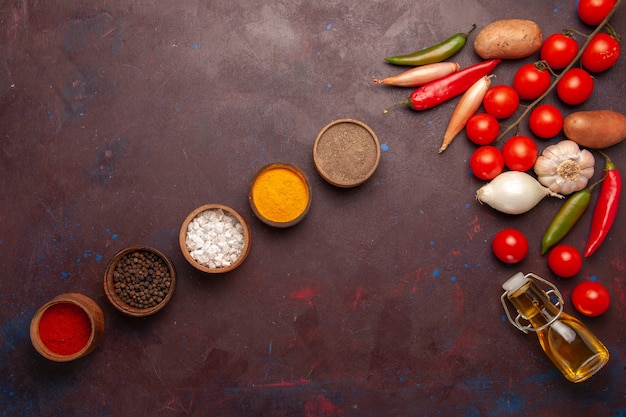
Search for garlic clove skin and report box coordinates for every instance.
[533,140,595,195]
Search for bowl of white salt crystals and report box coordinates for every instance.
[179,204,251,273]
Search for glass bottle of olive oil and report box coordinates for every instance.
[501,272,609,383]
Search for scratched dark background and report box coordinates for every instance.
[1,0,625,416]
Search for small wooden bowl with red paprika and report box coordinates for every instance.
[30,293,105,362]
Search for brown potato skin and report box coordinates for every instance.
[474,19,543,59]
[563,110,626,149]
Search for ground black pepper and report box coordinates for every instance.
[113,250,171,309]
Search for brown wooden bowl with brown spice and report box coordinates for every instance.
[103,246,176,317]
[313,118,381,188]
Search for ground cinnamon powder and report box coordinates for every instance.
[39,302,91,355]
[252,166,309,223]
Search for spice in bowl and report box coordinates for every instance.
[179,204,251,273]
[38,302,91,356]
[313,118,381,187]
[30,293,105,362]
[249,163,312,227]
[113,250,172,309]
[104,246,176,316]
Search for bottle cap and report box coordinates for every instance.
[502,272,529,293]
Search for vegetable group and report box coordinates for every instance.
[584,153,622,257]
[440,75,493,153]
[476,171,563,215]
[540,188,592,255]
[385,24,476,66]
[572,281,611,317]
[492,228,529,264]
[548,245,583,278]
[474,19,543,59]
[533,140,595,195]
[373,62,460,87]
[563,110,626,149]
[383,59,501,113]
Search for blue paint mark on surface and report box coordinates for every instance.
[96,254,103,261]
[381,143,389,152]
[450,276,456,282]
[489,392,524,416]
[61,272,70,280]
[326,23,332,30]
[316,51,321,57]
[590,275,598,282]
[326,83,332,90]
[430,241,435,246]
[193,43,198,49]
[112,234,119,240]
[466,203,471,209]
[433,269,440,277]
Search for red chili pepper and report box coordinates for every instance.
[584,152,622,257]
[383,59,501,113]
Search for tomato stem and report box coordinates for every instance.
[496,0,623,142]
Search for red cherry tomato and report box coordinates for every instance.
[483,85,520,119]
[582,32,621,72]
[502,135,538,172]
[547,245,583,278]
[513,64,551,100]
[578,0,617,25]
[470,146,504,180]
[540,33,579,70]
[492,228,529,264]
[556,68,594,105]
[529,104,564,139]
[465,113,500,145]
[571,281,610,317]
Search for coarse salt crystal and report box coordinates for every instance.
[185,208,245,268]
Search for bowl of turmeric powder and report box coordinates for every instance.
[248,163,312,228]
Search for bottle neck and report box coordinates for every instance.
[507,280,561,330]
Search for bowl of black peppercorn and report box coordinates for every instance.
[104,246,176,317]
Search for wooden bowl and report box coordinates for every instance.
[313,118,381,187]
[248,163,312,228]
[104,246,177,317]
[179,204,251,273]
[30,293,105,362]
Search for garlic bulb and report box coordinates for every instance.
[533,140,595,195]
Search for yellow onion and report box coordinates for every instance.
[533,140,595,195]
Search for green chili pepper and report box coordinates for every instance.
[541,189,591,255]
[540,176,606,255]
[384,24,476,66]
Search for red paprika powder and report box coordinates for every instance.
[38,302,91,355]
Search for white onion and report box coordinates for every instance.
[476,171,563,215]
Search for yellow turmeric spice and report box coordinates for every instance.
[251,165,310,224]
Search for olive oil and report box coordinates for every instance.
[501,272,609,383]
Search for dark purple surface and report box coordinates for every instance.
[1,1,625,416]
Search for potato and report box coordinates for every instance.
[563,110,626,149]
[474,19,543,59]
